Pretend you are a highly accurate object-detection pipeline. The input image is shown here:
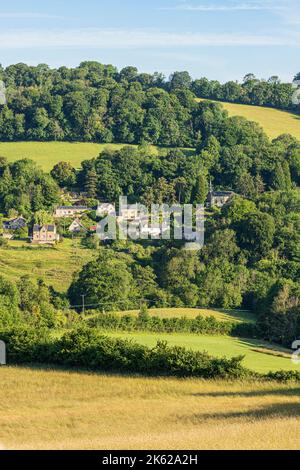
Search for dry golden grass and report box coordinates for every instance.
[1,366,300,450]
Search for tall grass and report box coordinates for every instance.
[1,366,300,450]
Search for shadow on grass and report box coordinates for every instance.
[180,402,300,423]
[7,363,138,377]
[236,337,292,355]
[191,387,300,398]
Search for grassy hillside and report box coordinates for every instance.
[0,239,95,292]
[197,98,300,140]
[0,142,135,172]
[109,307,256,323]
[0,141,187,172]
[1,366,299,450]
[106,332,295,373]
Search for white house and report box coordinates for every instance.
[68,218,87,233]
[54,206,90,218]
[32,224,60,245]
[96,203,116,217]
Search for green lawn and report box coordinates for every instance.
[0,238,95,292]
[0,142,136,172]
[197,98,300,140]
[106,331,297,373]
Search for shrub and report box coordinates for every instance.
[265,370,300,382]
[0,325,251,379]
[0,326,52,363]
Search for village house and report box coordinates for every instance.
[32,224,60,245]
[118,204,139,222]
[60,191,89,204]
[96,203,116,218]
[206,183,234,208]
[54,206,90,218]
[2,216,27,239]
[3,216,27,231]
[68,218,87,234]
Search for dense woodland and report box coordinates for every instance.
[0,62,299,347]
[0,62,299,146]
[192,72,300,112]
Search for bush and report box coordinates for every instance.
[0,326,53,363]
[265,370,300,382]
[0,325,251,379]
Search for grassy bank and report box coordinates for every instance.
[0,239,95,292]
[96,307,256,324]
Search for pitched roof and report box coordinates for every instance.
[33,224,56,232]
[3,217,27,230]
[69,219,87,231]
[57,206,89,210]
[212,191,234,197]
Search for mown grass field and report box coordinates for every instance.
[111,307,256,323]
[0,141,161,172]
[0,366,300,450]
[0,239,95,292]
[106,332,296,373]
[197,98,300,140]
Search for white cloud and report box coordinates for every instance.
[0,28,297,49]
[160,2,284,12]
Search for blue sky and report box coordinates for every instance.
[0,0,299,82]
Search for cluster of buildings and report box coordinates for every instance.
[2,203,94,245]
[1,186,235,246]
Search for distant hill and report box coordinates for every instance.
[197,98,300,140]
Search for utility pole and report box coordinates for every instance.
[81,295,85,315]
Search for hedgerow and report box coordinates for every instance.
[0,325,251,379]
[1,326,297,382]
[85,312,258,338]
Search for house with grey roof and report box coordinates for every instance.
[206,183,235,208]
[54,206,90,218]
[32,224,60,245]
[2,217,27,239]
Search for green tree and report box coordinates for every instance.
[238,212,276,259]
[51,161,76,188]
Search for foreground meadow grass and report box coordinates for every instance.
[0,366,300,450]
[197,98,300,140]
